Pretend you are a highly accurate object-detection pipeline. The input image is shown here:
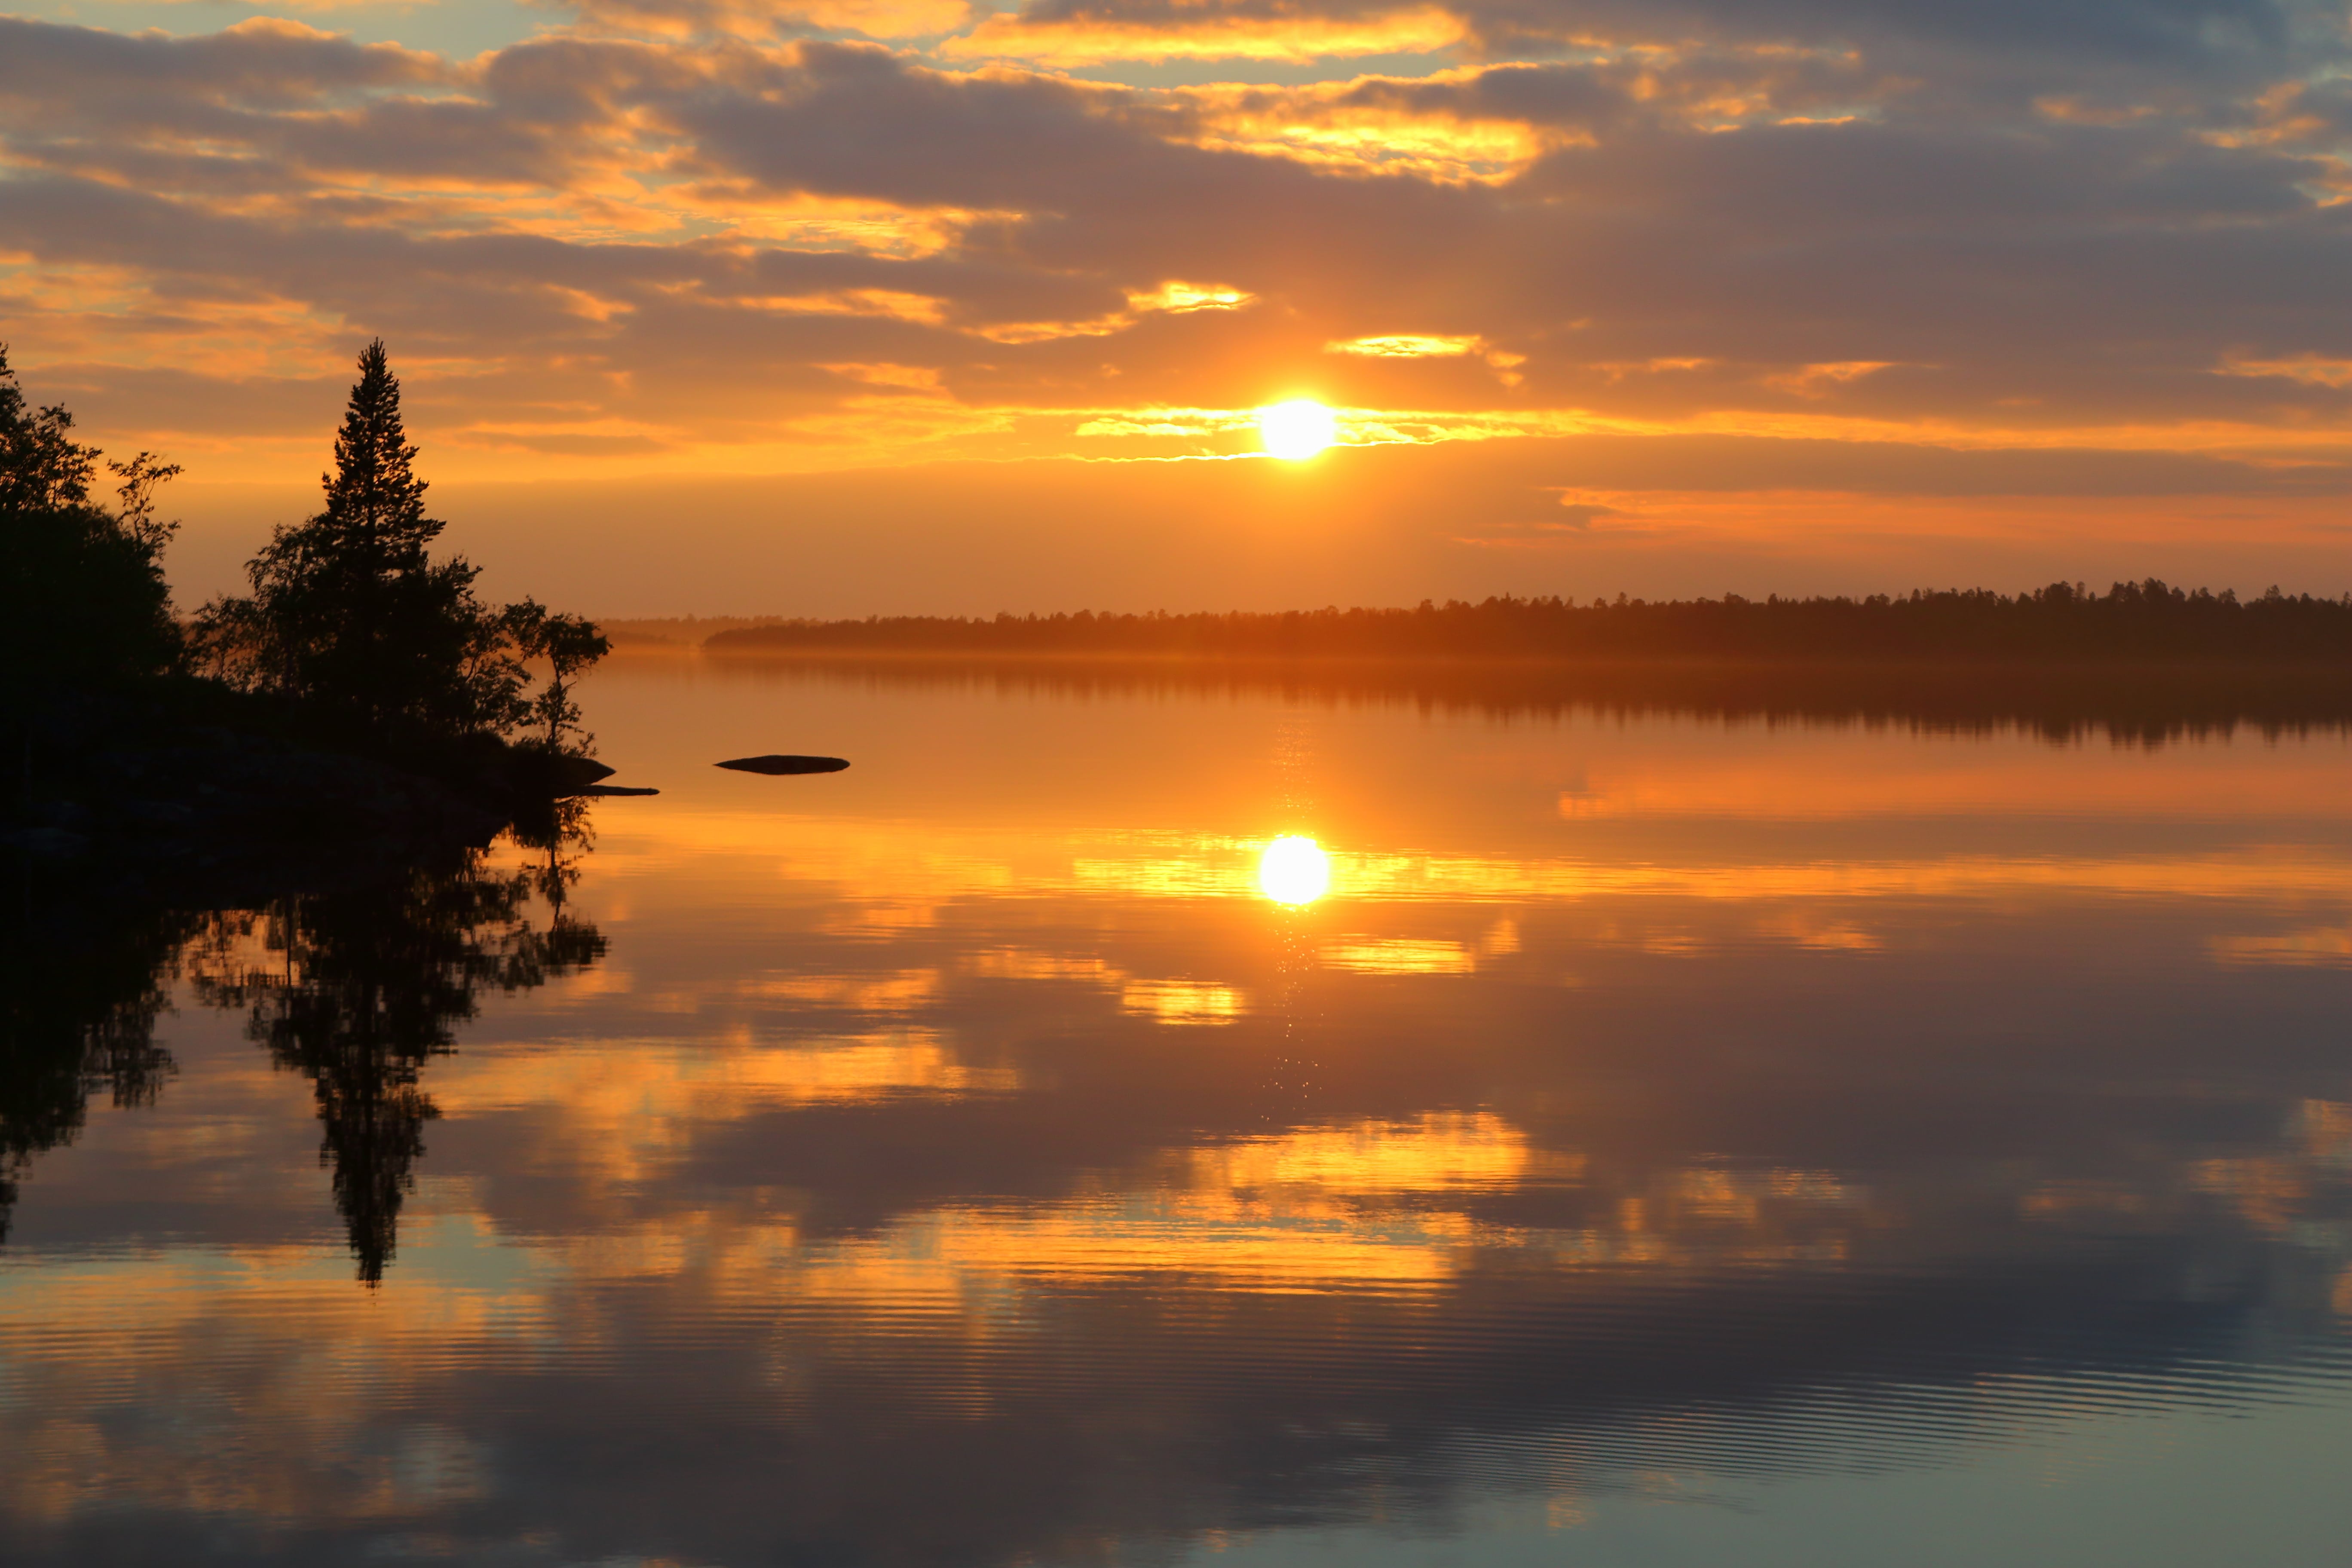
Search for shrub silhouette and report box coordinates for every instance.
[0,345,184,701]
[503,600,612,756]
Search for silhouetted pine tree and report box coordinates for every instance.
[200,341,524,744]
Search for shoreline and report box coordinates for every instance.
[678,645,2352,675]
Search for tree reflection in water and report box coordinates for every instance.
[0,880,191,1245]
[189,803,605,1283]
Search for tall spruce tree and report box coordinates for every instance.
[202,341,524,743]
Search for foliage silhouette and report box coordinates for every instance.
[0,344,100,513]
[195,341,530,747]
[0,344,185,706]
[505,600,613,756]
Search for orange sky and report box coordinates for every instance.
[4,0,2349,611]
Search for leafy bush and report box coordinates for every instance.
[0,346,184,701]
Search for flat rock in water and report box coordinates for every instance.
[717,754,850,775]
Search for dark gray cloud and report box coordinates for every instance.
[0,8,2344,479]
[0,14,443,101]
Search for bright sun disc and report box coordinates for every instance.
[1258,835,1331,906]
[1258,399,1337,460]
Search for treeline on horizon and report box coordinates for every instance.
[704,582,2352,664]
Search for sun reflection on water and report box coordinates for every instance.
[1258,836,1331,906]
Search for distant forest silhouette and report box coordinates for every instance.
[704,582,2352,665]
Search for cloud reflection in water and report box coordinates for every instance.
[6,663,2352,1564]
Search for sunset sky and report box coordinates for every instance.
[3,0,2349,612]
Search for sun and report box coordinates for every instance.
[1258,399,1337,460]
[1258,835,1331,906]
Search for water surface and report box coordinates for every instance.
[6,658,2352,1565]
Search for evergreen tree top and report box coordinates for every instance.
[322,338,437,552]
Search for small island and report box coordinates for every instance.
[2,339,619,876]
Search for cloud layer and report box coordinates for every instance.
[2,0,2348,600]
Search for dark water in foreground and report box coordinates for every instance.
[6,658,2352,1566]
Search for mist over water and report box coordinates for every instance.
[5,657,2352,1566]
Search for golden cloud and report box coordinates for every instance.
[942,6,1465,65]
[1326,333,1481,357]
[1126,280,1254,312]
[2219,354,2352,389]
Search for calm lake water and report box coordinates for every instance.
[7,657,2352,1565]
